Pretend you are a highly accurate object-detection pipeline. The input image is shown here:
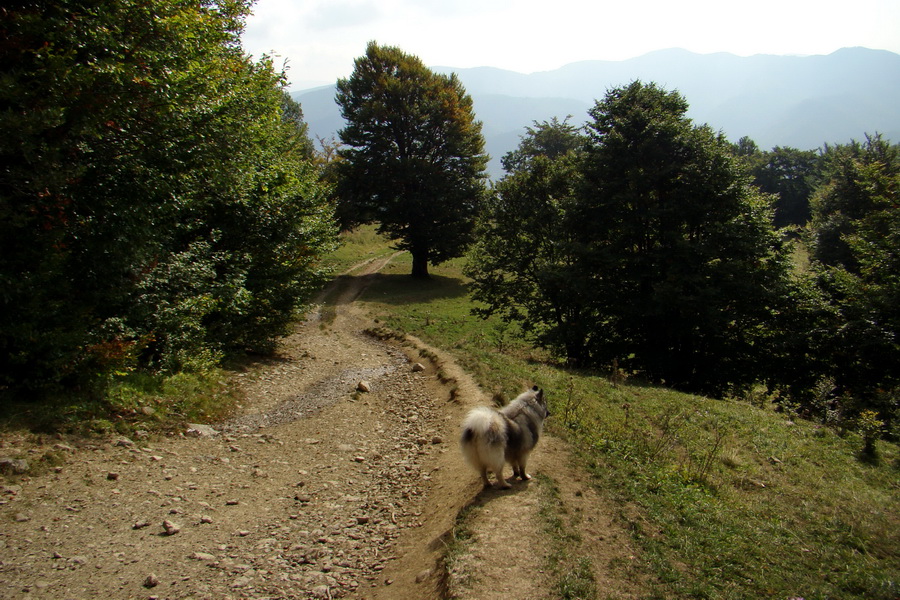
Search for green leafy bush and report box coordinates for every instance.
[0,0,336,392]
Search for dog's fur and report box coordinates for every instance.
[460,386,550,489]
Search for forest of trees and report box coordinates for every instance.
[466,86,899,433]
[2,5,896,440]
[1,0,337,393]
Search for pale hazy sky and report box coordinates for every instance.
[241,0,900,90]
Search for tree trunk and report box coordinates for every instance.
[411,250,430,278]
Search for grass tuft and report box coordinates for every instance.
[536,474,598,599]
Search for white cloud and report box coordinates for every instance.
[308,0,382,30]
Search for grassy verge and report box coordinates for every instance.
[441,502,482,598]
[536,474,599,600]
[0,370,236,438]
[0,225,389,439]
[319,223,397,275]
[358,244,899,600]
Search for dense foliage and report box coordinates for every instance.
[469,83,899,428]
[733,138,821,229]
[466,118,588,362]
[0,0,336,393]
[576,82,806,396]
[335,42,489,278]
[469,82,806,397]
[807,135,900,424]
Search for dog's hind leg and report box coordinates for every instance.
[515,454,532,481]
[479,467,492,489]
[491,462,511,489]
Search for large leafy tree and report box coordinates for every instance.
[467,118,590,361]
[500,116,582,173]
[576,82,803,396]
[808,135,898,270]
[575,83,785,393]
[807,135,900,419]
[335,42,489,278]
[743,144,820,229]
[0,0,336,390]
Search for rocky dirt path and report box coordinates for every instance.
[0,255,642,600]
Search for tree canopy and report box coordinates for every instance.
[733,138,820,229]
[0,0,336,392]
[807,135,900,415]
[466,118,588,361]
[335,42,489,278]
[468,82,808,397]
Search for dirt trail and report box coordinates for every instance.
[0,256,641,600]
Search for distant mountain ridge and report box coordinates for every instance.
[293,47,900,178]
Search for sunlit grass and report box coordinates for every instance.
[319,223,398,275]
[357,244,900,600]
[0,370,236,437]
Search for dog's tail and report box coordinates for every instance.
[460,407,506,473]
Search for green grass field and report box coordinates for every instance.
[351,230,898,600]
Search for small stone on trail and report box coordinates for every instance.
[310,585,330,599]
[107,472,120,481]
[357,380,371,393]
[143,573,160,588]
[411,362,425,372]
[225,499,239,505]
[185,423,219,437]
[190,552,216,561]
[133,520,151,530]
[162,520,181,535]
[416,568,433,583]
[14,513,30,522]
[1,484,21,496]
[200,515,214,524]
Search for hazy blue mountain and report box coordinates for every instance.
[293,47,900,179]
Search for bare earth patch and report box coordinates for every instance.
[0,257,643,600]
